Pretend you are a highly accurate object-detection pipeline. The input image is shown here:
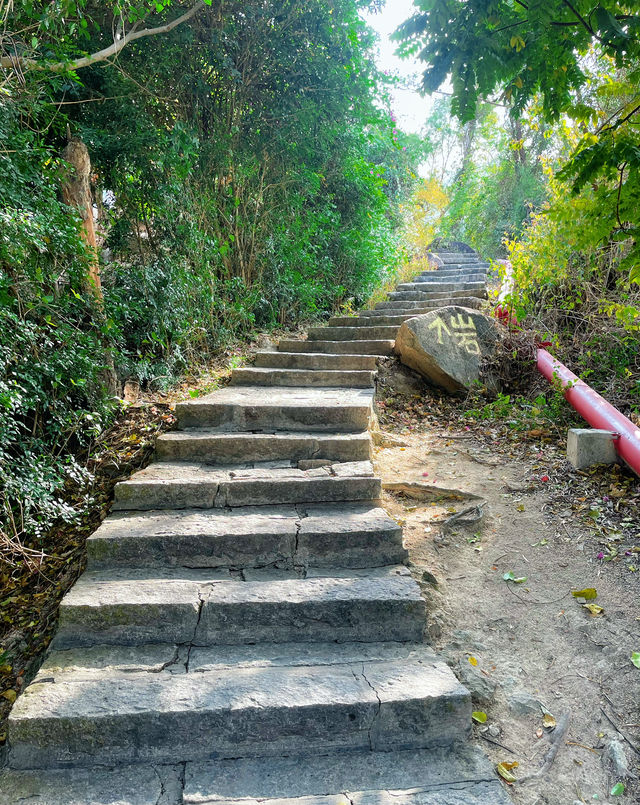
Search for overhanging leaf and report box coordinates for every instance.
[583,603,604,616]
[472,711,487,723]
[632,651,640,669]
[611,782,625,796]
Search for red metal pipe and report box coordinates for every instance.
[536,348,640,474]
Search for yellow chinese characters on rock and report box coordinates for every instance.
[427,314,481,355]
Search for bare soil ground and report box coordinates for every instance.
[375,362,640,804]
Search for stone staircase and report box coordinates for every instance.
[0,249,509,804]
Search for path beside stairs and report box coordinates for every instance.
[1,251,511,805]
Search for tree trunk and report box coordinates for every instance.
[60,136,119,396]
[60,136,103,298]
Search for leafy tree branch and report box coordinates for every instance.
[0,1,208,73]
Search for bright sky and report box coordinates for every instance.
[362,0,435,134]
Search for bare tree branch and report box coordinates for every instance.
[0,1,205,73]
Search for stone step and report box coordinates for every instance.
[86,503,406,571]
[414,271,487,282]
[53,566,423,649]
[278,338,395,355]
[7,643,469,769]
[389,287,485,302]
[376,289,487,309]
[414,273,486,283]
[254,351,378,371]
[393,281,485,294]
[176,386,375,431]
[307,325,398,342]
[0,743,512,804]
[113,460,380,511]
[437,259,482,265]
[432,252,478,260]
[359,297,484,318]
[156,429,371,463]
[395,281,485,292]
[327,314,414,327]
[230,367,376,388]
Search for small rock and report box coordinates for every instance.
[487,724,501,738]
[501,676,519,692]
[457,659,497,704]
[421,570,438,586]
[297,459,332,470]
[508,689,541,716]
[606,739,635,778]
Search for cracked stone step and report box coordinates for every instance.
[329,302,484,327]
[183,743,511,805]
[112,460,381,511]
[389,290,485,303]
[432,253,480,261]
[357,299,484,320]
[412,273,487,284]
[390,283,485,299]
[176,386,375,431]
[87,502,405,571]
[374,289,487,310]
[254,351,378,371]
[156,429,372,463]
[0,743,512,805]
[7,645,469,769]
[396,279,486,292]
[306,325,398,342]
[277,339,395,356]
[52,565,423,648]
[230,367,376,388]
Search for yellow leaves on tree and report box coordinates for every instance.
[401,178,449,255]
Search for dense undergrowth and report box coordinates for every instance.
[0,1,421,559]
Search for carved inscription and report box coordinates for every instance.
[428,313,481,355]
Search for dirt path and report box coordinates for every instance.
[374,380,640,804]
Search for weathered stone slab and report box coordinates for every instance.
[156,430,371,464]
[88,503,401,571]
[395,306,501,393]
[112,460,381,510]
[307,326,398,342]
[297,503,406,567]
[277,339,394,355]
[360,297,483,318]
[196,568,425,645]
[36,643,186,680]
[8,655,468,768]
[54,569,207,648]
[88,506,299,569]
[0,764,172,805]
[375,289,487,309]
[183,744,509,805]
[255,352,377,371]
[176,386,375,431]
[188,641,438,672]
[52,566,423,648]
[231,368,375,388]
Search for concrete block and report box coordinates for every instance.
[567,428,619,470]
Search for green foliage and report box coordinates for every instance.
[396,1,640,280]
[0,0,419,547]
[0,96,113,540]
[396,1,640,123]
